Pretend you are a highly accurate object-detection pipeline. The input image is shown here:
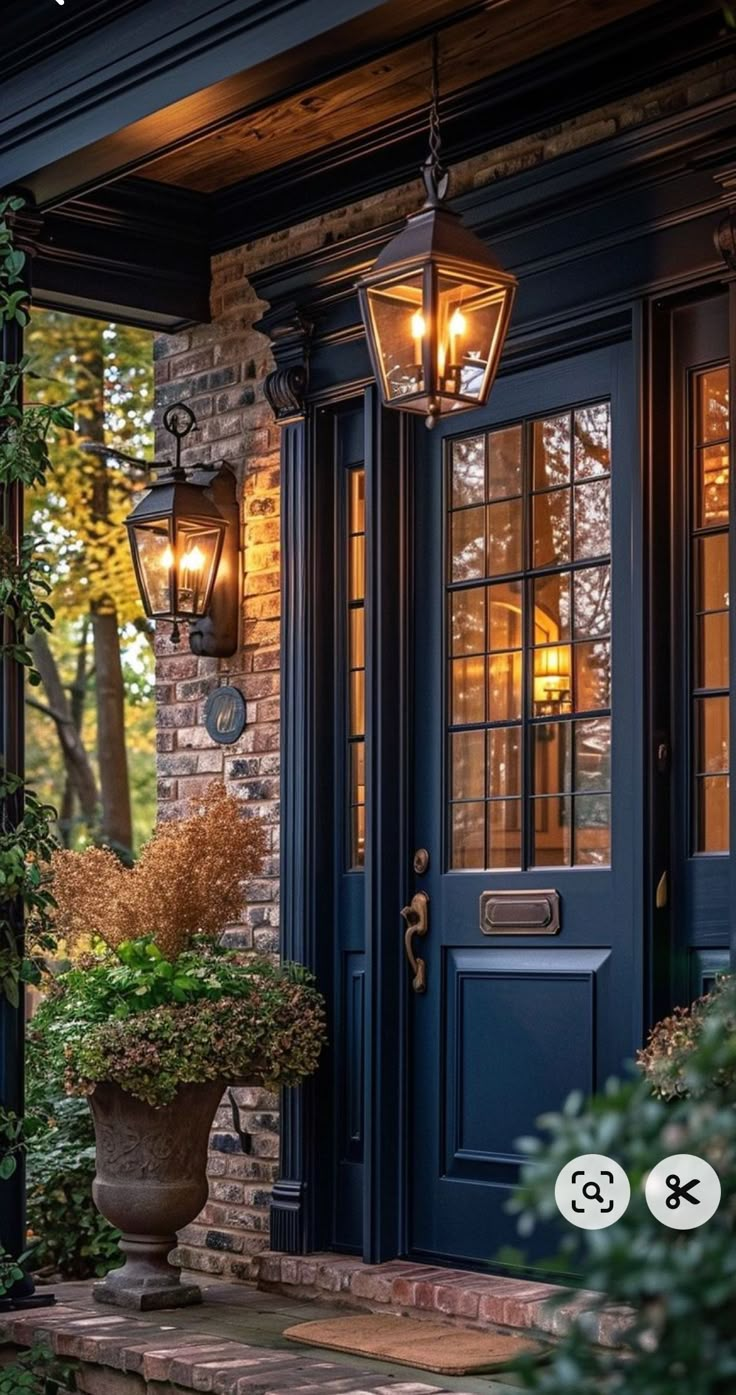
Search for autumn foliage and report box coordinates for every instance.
[49,783,266,958]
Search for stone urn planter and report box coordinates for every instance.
[89,1079,225,1309]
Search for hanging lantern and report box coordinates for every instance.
[358,39,517,428]
[126,403,227,644]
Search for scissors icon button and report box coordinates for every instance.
[645,1155,720,1230]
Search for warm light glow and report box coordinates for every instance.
[410,310,426,339]
[449,308,467,337]
[161,544,174,569]
[182,545,205,572]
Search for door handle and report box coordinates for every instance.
[401,890,429,993]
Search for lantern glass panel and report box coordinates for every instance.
[132,521,174,616]
[436,271,509,403]
[365,271,425,402]
[174,522,222,617]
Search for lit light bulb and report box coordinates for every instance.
[182,545,205,572]
[449,308,466,337]
[410,310,426,339]
[161,545,174,569]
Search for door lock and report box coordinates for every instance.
[400,890,429,993]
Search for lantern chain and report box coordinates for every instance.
[422,34,449,209]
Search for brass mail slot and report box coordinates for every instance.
[480,889,561,936]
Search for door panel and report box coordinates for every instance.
[409,343,641,1265]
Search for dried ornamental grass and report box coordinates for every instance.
[49,784,266,958]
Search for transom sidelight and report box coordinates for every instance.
[447,401,612,870]
[691,365,730,855]
[346,463,366,868]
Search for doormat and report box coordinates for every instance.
[283,1314,545,1374]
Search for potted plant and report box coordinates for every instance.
[40,784,326,1310]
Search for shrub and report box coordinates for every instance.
[637,974,736,1099]
[511,982,736,1395]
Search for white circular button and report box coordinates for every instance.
[554,1153,631,1230]
[644,1154,721,1230]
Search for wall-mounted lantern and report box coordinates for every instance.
[534,645,572,718]
[125,403,240,657]
[358,39,516,428]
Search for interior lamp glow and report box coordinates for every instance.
[358,38,517,428]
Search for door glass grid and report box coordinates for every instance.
[347,466,366,868]
[447,403,612,870]
[692,365,730,854]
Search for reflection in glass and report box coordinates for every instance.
[452,729,485,800]
[697,776,729,854]
[487,498,522,576]
[489,727,521,798]
[534,488,570,568]
[534,722,572,795]
[488,425,522,499]
[488,580,522,651]
[488,651,522,722]
[696,696,729,774]
[452,587,485,655]
[575,640,611,713]
[574,403,611,479]
[697,444,729,527]
[452,802,485,869]
[452,656,486,725]
[698,611,728,690]
[574,565,611,638]
[696,534,729,612]
[532,797,571,866]
[574,794,611,865]
[575,717,611,791]
[488,800,521,868]
[451,506,485,582]
[533,414,571,489]
[697,366,729,445]
[534,571,571,644]
[452,435,486,508]
[574,480,610,559]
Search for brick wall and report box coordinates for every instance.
[154,51,736,1280]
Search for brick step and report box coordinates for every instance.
[254,1253,633,1350]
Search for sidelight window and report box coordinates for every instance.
[347,465,366,868]
[447,402,612,870]
[692,366,730,854]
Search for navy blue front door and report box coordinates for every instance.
[408,342,642,1265]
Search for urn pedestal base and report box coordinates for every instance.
[93,1234,202,1310]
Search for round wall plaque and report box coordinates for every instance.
[204,685,247,745]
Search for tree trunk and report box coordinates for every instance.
[59,620,91,845]
[29,630,99,825]
[92,605,133,859]
[77,334,134,860]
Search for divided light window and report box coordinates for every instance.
[691,366,730,854]
[447,402,612,870]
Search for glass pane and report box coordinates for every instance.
[696,776,729,853]
[451,506,485,582]
[533,489,570,568]
[533,644,573,716]
[451,729,485,800]
[133,522,172,615]
[534,571,571,644]
[574,564,611,639]
[351,803,365,869]
[349,607,365,670]
[451,801,485,869]
[574,480,610,559]
[487,498,522,576]
[350,741,365,806]
[698,611,729,690]
[574,794,611,865]
[575,717,611,791]
[349,534,365,601]
[697,367,729,444]
[489,726,521,798]
[532,797,571,866]
[488,651,522,722]
[176,525,221,616]
[697,444,729,527]
[451,657,486,725]
[575,640,611,712]
[534,722,572,795]
[488,425,522,500]
[695,696,729,774]
[696,534,729,612]
[451,587,485,655]
[452,436,485,507]
[349,669,365,737]
[436,273,505,401]
[574,403,611,479]
[366,274,425,400]
[349,468,365,533]
[488,800,521,868]
[488,580,522,651]
[533,414,571,489]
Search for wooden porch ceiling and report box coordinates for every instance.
[17,0,669,209]
[123,0,659,195]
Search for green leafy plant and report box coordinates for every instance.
[0,773,58,1007]
[0,1341,76,1394]
[510,979,736,1395]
